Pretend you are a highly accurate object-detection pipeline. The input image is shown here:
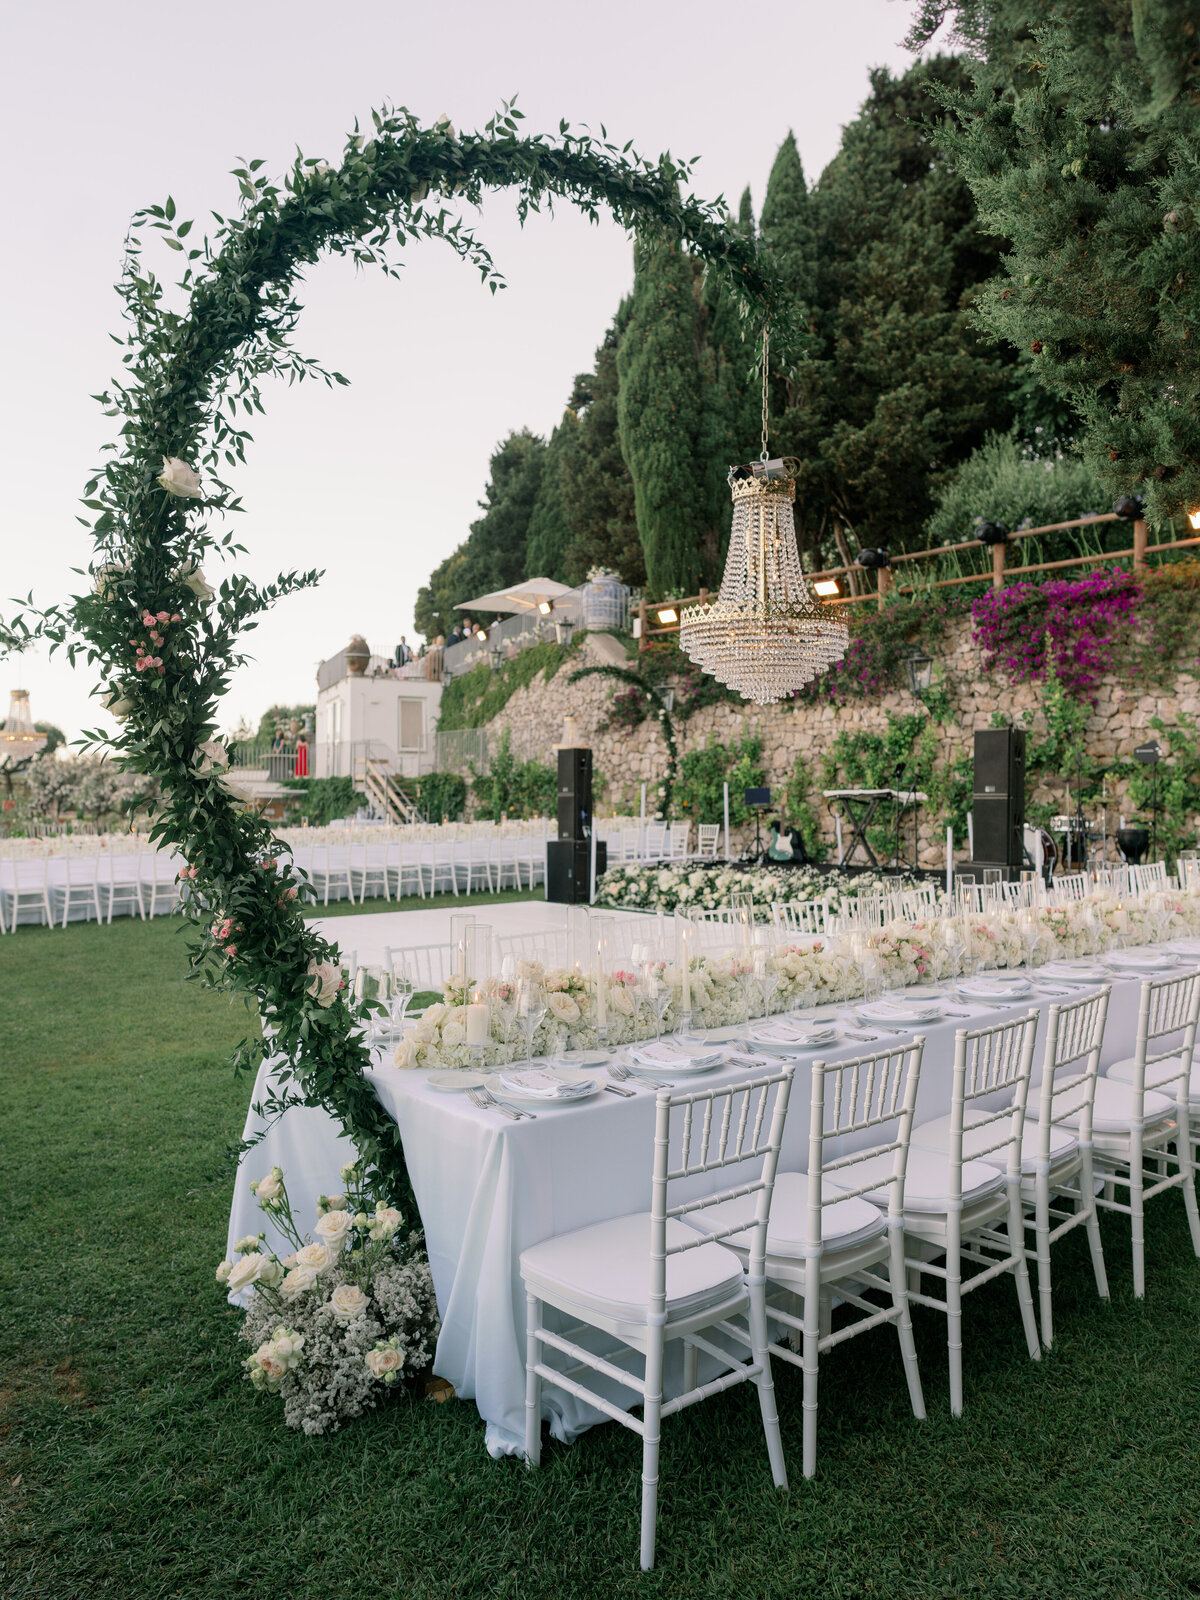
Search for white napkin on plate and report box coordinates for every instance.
[752,1019,836,1043]
[496,1068,593,1100]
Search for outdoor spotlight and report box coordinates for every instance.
[856,547,890,570]
[904,648,934,699]
[1189,508,1200,531]
[656,607,679,625]
[554,618,575,646]
[973,519,1010,546]
[537,600,553,615]
[489,647,503,672]
[813,579,840,597]
[1113,495,1145,521]
[661,688,676,713]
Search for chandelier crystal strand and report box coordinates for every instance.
[678,328,848,704]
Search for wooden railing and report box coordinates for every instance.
[638,513,1200,645]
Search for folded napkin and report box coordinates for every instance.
[752,1019,836,1043]
[628,1041,721,1068]
[1039,961,1107,981]
[958,975,1032,994]
[1106,949,1175,967]
[856,1000,942,1022]
[496,1068,593,1100]
[1168,940,1200,956]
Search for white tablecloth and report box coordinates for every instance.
[229,970,1150,1456]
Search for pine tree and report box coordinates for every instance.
[617,234,711,597]
[907,0,1200,522]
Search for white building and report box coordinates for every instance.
[314,643,444,790]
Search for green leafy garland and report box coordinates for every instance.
[2,103,782,1212]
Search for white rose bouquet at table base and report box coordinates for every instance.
[217,1163,439,1435]
[389,886,1200,1071]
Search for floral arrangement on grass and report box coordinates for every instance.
[218,1161,439,1435]
[388,887,1200,1072]
[594,862,915,916]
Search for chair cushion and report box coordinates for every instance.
[1106,1055,1199,1105]
[911,1111,1078,1175]
[520,1212,745,1325]
[1063,1077,1176,1134]
[684,1171,887,1258]
[824,1145,1005,1213]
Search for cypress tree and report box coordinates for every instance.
[617,234,710,597]
[524,417,575,580]
[759,132,815,307]
[775,57,1015,562]
[908,0,1200,522]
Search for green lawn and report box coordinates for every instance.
[2,913,1199,1599]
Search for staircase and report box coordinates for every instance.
[352,743,422,824]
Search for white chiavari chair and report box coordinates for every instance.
[771,899,829,940]
[643,822,668,861]
[383,942,451,996]
[144,851,184,917]
[56,853,102,927]
[667,823,690,861]
[99,852,145,923]
[1096,969,1200,1297]
[308,844,354,906]
[4,859,53,928]
[419,839,459,897]
[1015,987,1112,1346]
[522,1067,795,1570]
[696,824,721,859]
[891,1011,1042,1414]
[687,1041,926,1477]
[494,928,567,970]
[351,841,391,903]
[385,839,425,900]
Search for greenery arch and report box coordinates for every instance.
[4,103,784,1211]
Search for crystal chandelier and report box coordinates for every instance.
[678,331,848,704]
[0,688,47,766]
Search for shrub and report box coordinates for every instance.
[925,430,1109,547]
[413,771,467,823]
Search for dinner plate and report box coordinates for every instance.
[549,1051,611,1069]
[1037,961,1108,983]
[1104,950,1179,969]
[426,1070,490,1092]
[623,1047,726,1077]
[1167,940,1200,957]
[747,1032,840,1056]
[855,1001,945,1025]
[486,1067,602,1105]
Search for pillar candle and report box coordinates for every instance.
[465,1002,489,1047]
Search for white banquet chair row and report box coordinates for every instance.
[521,967,1200,1567]
[0,851,183,930]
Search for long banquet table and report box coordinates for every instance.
[229,964,1158,1457]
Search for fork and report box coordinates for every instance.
[480,1085,537,1120]
[609,1060,671,1090]
[467,1086,516,1120]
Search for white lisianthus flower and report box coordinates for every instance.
[306,959,343,1008]
[293,1241,334,1274]
[328,1283,370,1324]
[547,991,580,1024]
[365,1344,404,1379]
[234,1233,262,1253]
[180,562,216,601]
[314,1208,354,1246]
[215,1259,233,1284]
[193,739,230,775]
[157,456,203,498]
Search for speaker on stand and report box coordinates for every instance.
[547,745,606,903]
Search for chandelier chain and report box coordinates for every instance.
[760,323,770,462]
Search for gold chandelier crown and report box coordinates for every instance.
[678,458,848,705]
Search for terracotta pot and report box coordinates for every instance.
[345,635,370,676]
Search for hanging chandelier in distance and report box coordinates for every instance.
[678,327,848,704]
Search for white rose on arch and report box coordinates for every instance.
[101,690,134,720]
[180,562,216,602]
[306,959,343,1008]
[157,456,203,499]
[193,739,230,775]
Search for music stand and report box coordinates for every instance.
[744,787,771,858]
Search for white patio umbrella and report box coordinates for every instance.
[453,578,575,615]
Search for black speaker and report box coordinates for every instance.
[972,728,1026,870]
[557,748,593,842]
[546,839,607,904]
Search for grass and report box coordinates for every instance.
[2,914,1200,1598]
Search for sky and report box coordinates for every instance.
[0,0,937,743]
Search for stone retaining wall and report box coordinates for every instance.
[469,623,1198,865]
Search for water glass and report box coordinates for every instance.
[514,977,548,1067]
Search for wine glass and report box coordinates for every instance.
[388,959,414,1037]
[641,958,673,1040]
[753,942,780,1019]
[353,964,387,1041]
[731,951,756,1027]
[514,976,548,1067]
[1019,908,1040,974]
